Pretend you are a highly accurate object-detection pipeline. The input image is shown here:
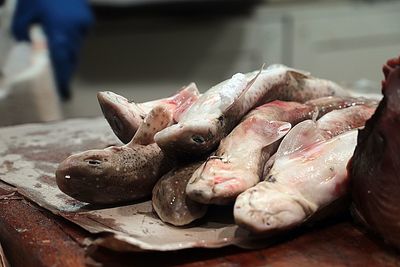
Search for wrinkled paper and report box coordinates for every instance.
[0,118,258,251]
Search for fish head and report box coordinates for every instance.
[186,156,248,205]
[154,119,221,158]
[97,91,143,144]
[234,184,312,233]
[55,146,126,204]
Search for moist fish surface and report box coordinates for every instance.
[185,97,374,205]
[152,161,208,226]
[154,65,349,158]
[234,130,358,233]
[305,96,378,119]
[56,104,176,205]
[233,104,375,233]
[273,104,376,160]
[186,101,310,205]
[97,83,200,143]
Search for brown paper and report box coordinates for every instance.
[0,118,259,251]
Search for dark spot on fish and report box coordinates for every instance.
[146,123,150,127]
[329,167,334,172]
[266,175,276,183]
[217,115,224,126]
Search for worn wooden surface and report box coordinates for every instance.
[1,181,399,267]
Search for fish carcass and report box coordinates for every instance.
[152,161,208,226]
[186,101,311,205]
[97,83,200,143]
[155,65,349,158]
[186,97,376,205]
[56,103,178,205]
[234,104,375,233]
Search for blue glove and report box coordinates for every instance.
[12,0,94,100]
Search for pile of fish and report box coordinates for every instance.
[56,64,378,234]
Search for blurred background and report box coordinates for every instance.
[0,0,399,126]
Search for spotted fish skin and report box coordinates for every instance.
[131,104,175,145]
[56,104,177,205]
[97,83,200,144]
[56,143,174,205]
[154,65,349,159]
[152,161,207,226]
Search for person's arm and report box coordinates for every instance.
[12,0,94,100]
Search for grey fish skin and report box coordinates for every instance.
[152,162,207,226]
[154,65,349,159]
[97,83,200,144]
[56,144,174,205]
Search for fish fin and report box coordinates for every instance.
[275,120,326,158]
[129,104,174,146]
[266,64,310,79]
[311,107,319,122]
[172,82,201,97]
[287,69,311,80]
[245,118,291,146]
[225,64,264,114]
[173,83,201,122]
[263,152,276,178]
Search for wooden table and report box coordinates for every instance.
[1,181,399,267]
[0,118,399,267]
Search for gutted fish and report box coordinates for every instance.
[349,56,400,249]
[154,65,349,158]
[152,161,208,226]
[234,130,358,233]
[56,104,176,205]
[97,83,200,143]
